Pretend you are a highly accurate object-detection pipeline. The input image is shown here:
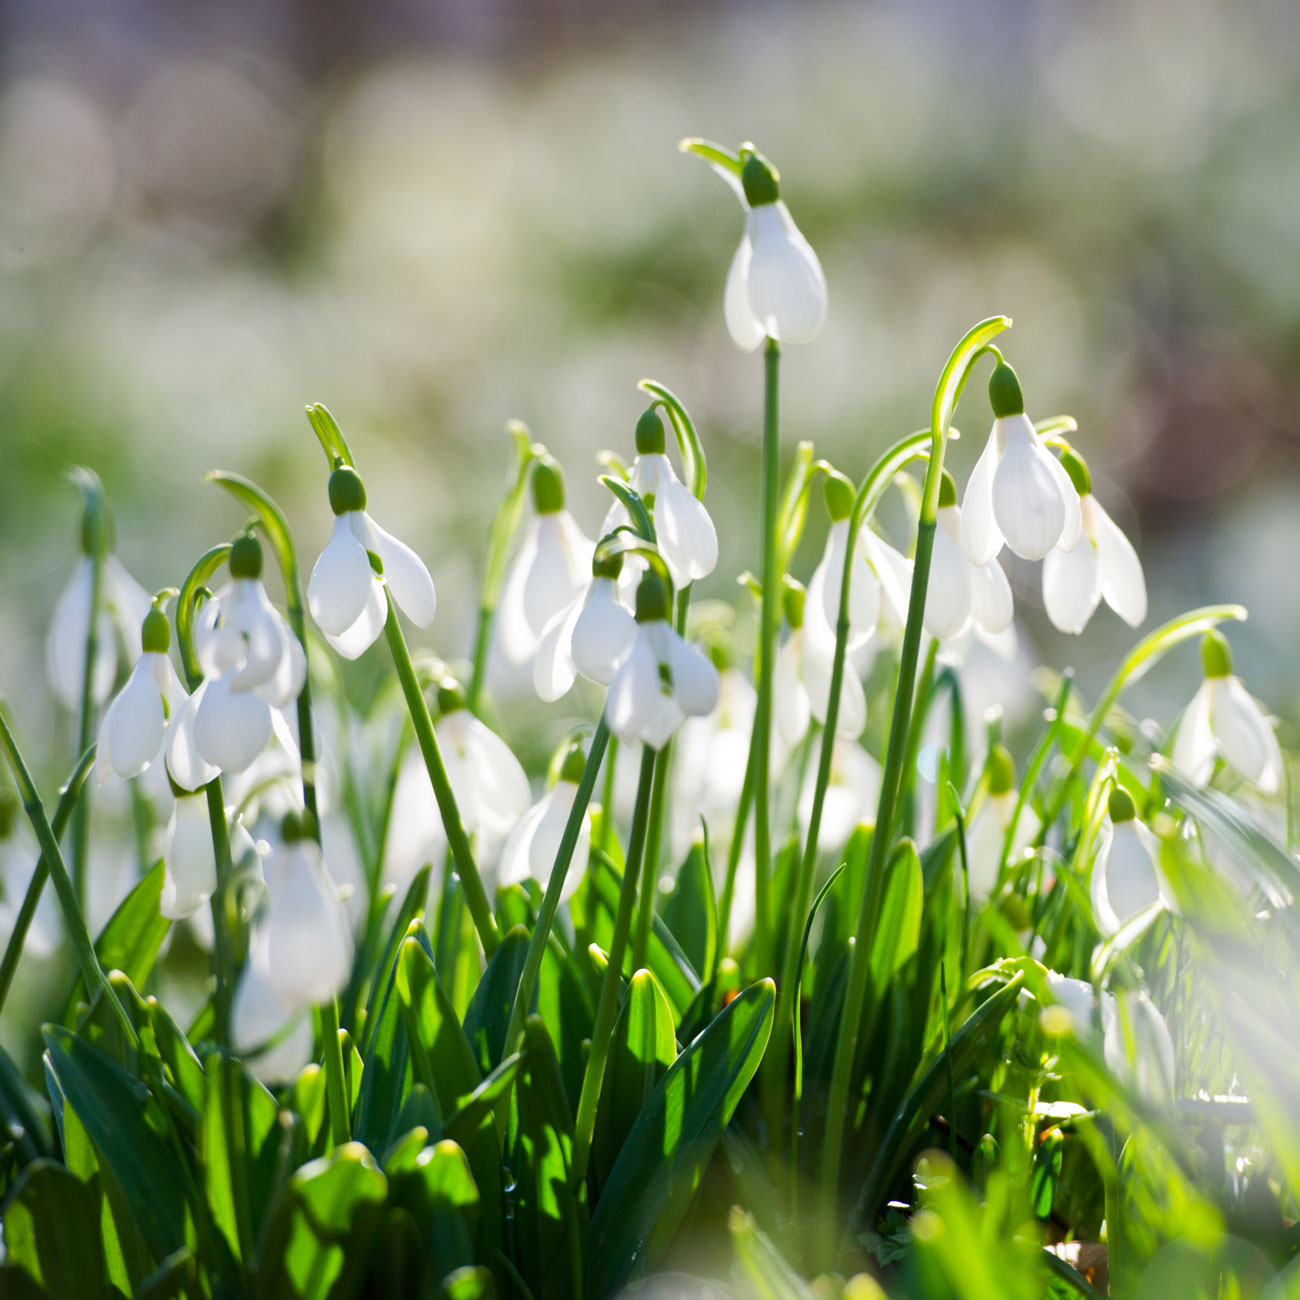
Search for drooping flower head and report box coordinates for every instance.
[1171,630,1283,793]
[498,457,595,666]
[605,571,720,750]
[1090,787,1166,937]
[960,360,1082,564]
[497,740,591,903]
[307,464,436,659]
[963,744,1040,901]
[1042,449,1147,635]
[924,472,1014,644]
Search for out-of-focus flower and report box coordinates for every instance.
[1172,630,1283,793]
[1090,788,1166,936]
[0,807,60,957]
[308,465,436,659]
[499,457,595,667]
[233,928,313,1085]
[497,743,590,903]
[1103,989,1176,1104]
[963,745,1040,900]
[159,793,260,921]
[798,735,882,852]
[605,574,719,750]
[1042,450,1146,634]
[720,148,827,351]
[924,473,1013,644]
[773,578,865,746]
[960,362,1081,564]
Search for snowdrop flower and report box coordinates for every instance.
[499,458,595,666]
[498,743,591,903]
[307,465,436,659]
[96,605,184,784]
[159,794,261,921]
[606,573,720,750]
[797,736,882,852]
[1042,450,1147,634]
[535,549,637,702]
[722,148,828,351]
[924,473,1014,644]
[963,745,1041,900]
[233,928,313,1084]
[1171,631,1283,793]
[1103,988,1176,1103]
[0,807,61,958]
[960,362,1082,564]
[774,579,866,746]
[263,812,352,1010]
[600,409,717,591]
[1090,788,1166,937]
[805,475,912,653]
[46,508,152,711]
[1041,971,1110,1036]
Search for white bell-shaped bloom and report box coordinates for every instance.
[924,489,1014,644]
[233,928,313,1084]
[605,581,720,751]
[263,823,352,1010]
[307,465,436,659]
[959,364,1081,564]
[499,460,594,666]
[96,606,184,784]
[1171,634,1283,793]
[534,564,637,702]
[723,153,827,351]
[498,757,590,904]
[193,672,275,776]
[46,551,152,711]
[0,823,62,957]
[797,736,882,852]
[159,796,261,921]
[773,594,866,748]
[1103,989,1176,1103]
[1090,790,1166,937]
[1042,971,1110,1035]
[1041,454,1146,634]
[963,747,1041,901]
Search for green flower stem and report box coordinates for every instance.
[0,745,95,1018]
[718,743,756,950]
[898,638,941,833]
[318,995,352,1146]
[504,718,610,1058]
[752,336,783,978]
[817,317,1010,1259]
[0,706,136,1046]
[383,592,499,957]
[71,544,104,907]
[598,731,619,855]
[572,744,657,1186]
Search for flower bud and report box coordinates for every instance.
[328,465,367,516]
[824,473,854,523]
[592,547,624,580]
[558,741,587,784]
[436,675,468,716]
[938,470,958,510]
[987,361,1025,418]
[1059,448,1092,497]
[229,533,263,581]
[635,407,666,456]
[740,148,780,207]
[1201,629,1233,679]
[635,572,671,623]
[140,606,171,654]
[1107,786,1137,823]
[987,744,1016,796]
[281,808,319,844]
[782,576,806,630]
[531,457,566,515]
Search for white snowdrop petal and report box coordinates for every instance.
[324,579,387,661]
[1042,538,1102,635]
[226,581,285,693]
[1171,680,1216,787]
[1212,676,1284,793]
[1044,972,1098,1032]
[970,555,1014,634]
[160,796,218,919]
[47,559,117,709]
[863,533,914,628]
[745,203,828,344]
[497,524,540,664]
[367,516,436,628]
[265,843,353,1009]
[657,476,718,584]
[1086,497,1147,628]
[462,716,532,840]
[724,229,765,352]
[1092,820,1162,936]
[667,633,720,718]
[530,782,587,901]
[963,802,1006,901]
[959,430,1004,566]
[525,515,585,639]
[105,656,167,779]
[308,516,376,636]
[802,638,866,739]
[605,631,662,746]
[534,592,583,702]
[641,694,686,751]
[166,683,221,791]
[194,673,274,773]
[257,613,307,708]
[774,637,811,748]
[497,799,547,892]
[1045,450,1083,553]
[991,416,1067,560]
[103,556,152,661]
[572,580,638,686]
[922,514,972,642]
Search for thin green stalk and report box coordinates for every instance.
[0,705,136,1046]
[598,731,619,855]
[816,316,1010,1261]
[383,593,499,957]
[898,638,940,835]
[318,996,351,1146]
[71,544,104,906]
[0,745,95,1017]
[571,745,657,1185]
[504,719,610,1056]
[752,337,782,977]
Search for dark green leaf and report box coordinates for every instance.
[661,835,717,985]
[396,936,481,1115]
[462,925,530,1073]
[1,1159,106,1296]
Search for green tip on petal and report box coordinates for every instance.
[1107,786,1138,824]
[824,473,855,522]
[531,457,566,515]
[938,471,958,510]
[635,571,671,623]
[1059,448,1092,497]
[1201,629,1233,679]
[987,744,1016,795]
[740,148,780,207]
[988,361,1025,418]
[436,675,468,716]
[592,547,623,580]
[635,407,666,456]
[140,607,171,655]
[782,575,806,630]
[328,465,367,516]
[558,742,587,784]
[229,533,263,580]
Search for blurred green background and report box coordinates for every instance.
[2,0,1299,751]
